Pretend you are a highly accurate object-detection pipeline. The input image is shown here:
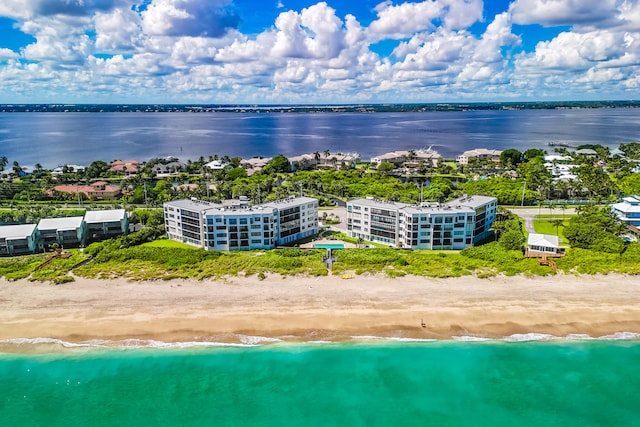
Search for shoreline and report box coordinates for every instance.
[2,273,640,352]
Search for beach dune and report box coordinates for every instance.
[1,273,640,345]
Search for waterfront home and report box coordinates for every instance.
[611,196,640,227]
[37,217,85,249]
[152,161,186,175]
[84,209,129,244]
[52,181,122,200]
[0,224,39,255]
[109,160,140,175]
[456,148,502,166]
[371,148,440,169]
[163,196,318,250]
[526,233,563,256]
[204,160,228,170]
[289,152,360,170]
[241,157,271,175]
[52,165,86,175]
[346,195,496,249]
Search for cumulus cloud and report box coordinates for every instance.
[510,0,619,27]
[0,0,122,20]
[140,0,240,38]
[94,7,144,52]
[1,0,640,102]
[0,48,19,59]
[368,0,482,41]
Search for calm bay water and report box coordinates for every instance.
[1,342,639,426]
[1,109,640,168]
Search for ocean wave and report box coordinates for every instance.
[1,332,640,352]
[597,332,640,340]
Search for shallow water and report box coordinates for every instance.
[1,341,639,426]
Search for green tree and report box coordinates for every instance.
[500,149,522,168]
[377,162,396,175]
[499,229,525,251]
[85,160,110,179]
[262,155,290,174]
[575,164,617,198]
[619,142,640,160]
[523,148,545,161]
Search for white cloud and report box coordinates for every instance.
[0,0,123,20]
[368,0,482,41]
[1,0,640,102]
[94,7,144,52]
[510,0,619,27]
[140,0,240,38]
[0,48,19,59]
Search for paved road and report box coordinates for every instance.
[507,207,576,234]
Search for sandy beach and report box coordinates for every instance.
[1,273,640,346]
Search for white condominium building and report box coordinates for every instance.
[163,196,319,251]
[346,195,497,249]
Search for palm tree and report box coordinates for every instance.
[0,156,7,172]
[549,219,564,239]
[313,151,321,169]
[12,160,22,176]
[323,149,330,167]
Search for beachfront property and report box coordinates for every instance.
[0,224,39,256]
[346,195,497,249]
[0,209,130,254]
[37,217,86,249]
[526,233,563,256]
[84,209,129,244]
[455,148,502,166]
[611,196,640,227]
[163,196,319,250]
[370,148,441,169]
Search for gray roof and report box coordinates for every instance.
[349,195,496,214]
[0,224,37,240]
[164,199,222,213]
[575,148,598,155]
[84,209,127,223]
[37,217,84,231]
[262,196,317,210]
[449,195,496,209]
[527,233,560,248]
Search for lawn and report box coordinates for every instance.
[533,217,568,243]
[142,239,199,250]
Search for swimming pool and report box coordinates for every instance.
[313,243,345,249]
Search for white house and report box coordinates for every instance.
[527,233,562,255]
[611,196,640,227]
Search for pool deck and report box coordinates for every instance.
[300,238,357,249]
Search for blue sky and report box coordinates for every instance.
[0,0,638,104]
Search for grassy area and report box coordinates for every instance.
[74,247,328,280]
[331,243,553,278]
[534,214,576,219]
[533,218,568,242]
[4,238,640,282]
[141,239,199,250]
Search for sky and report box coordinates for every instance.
[0,0,639,104]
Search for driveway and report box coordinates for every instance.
[507,207,576,234]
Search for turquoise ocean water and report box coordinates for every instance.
[1,341,639,427]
